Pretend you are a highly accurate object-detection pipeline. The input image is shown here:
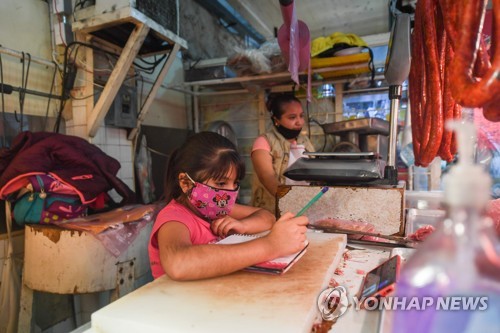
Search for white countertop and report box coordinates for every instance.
[81,232,347,333]
[327,245,391,333]
[79,234,409,333]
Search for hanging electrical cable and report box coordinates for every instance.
[308,117,327,152]
[43,62,59,131]
[361,46,376,87]
[54,40,170,132]
[16,52,32,131]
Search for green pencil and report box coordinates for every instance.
[296,187,329,216]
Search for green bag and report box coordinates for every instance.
[12,175,86,226]
[12,191,47,225]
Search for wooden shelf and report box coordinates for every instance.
[182,53,373,94]
[73,6,187,53]
[72,6,187,139]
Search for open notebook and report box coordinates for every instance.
[216,234,309,275]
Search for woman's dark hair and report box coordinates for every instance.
[266,93,301,119]
[163,131,245,202]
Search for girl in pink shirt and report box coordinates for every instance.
[148,132,308,280]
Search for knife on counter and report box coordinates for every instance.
[307,224,415,246]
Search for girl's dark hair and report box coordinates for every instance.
[266,93,301,119]
[163,131,245,202]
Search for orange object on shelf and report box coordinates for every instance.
[311,52,370,69]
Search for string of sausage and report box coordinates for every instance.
[411,0,447,166]
[409,0,498,167]
[449,0,500,122]
[409,1,424,163]
[419,0,444,167]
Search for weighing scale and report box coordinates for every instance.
[285,14,412,187]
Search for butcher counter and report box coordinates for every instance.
[76,231,402,333]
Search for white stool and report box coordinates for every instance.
[18,222,152,332]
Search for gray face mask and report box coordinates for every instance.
[275,124,302,140]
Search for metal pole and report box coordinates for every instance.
[0,45,58,68]
[193,85,200,132]
[0,83,62,100]
[387,85,401,167]
[384,84,402,185]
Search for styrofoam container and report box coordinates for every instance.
[405,208,446,237]
[405,191,444,210]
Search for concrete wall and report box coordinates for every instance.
[179,0,246,61]
[0,0,57,117]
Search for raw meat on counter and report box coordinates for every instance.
[314,218,385,242]
[407,225,436,242]
[406,199,499,242]
[487,199,500,237]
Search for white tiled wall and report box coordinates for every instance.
[66,116,136,203]
[93,126,135,203]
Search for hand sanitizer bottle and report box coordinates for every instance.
[391,120,500,333]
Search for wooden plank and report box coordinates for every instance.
[72,6,187,50]
[334,82,344,122]
[87,23,150,137]
[184,63,369,87]
[73,32,96,133]
[127,43,181,141]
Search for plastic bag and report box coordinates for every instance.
[226,47,271,76]
[52,204,157,234]
[0,202,22,333]
[259,40,288,73]
[52,204,159,257]
[94,220,150,257]
[135,135,155,204]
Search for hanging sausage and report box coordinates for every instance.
[409,0,499,167]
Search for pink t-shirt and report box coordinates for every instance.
[252,136,272,152]
[148,199,217,279]
[252,136,303,155]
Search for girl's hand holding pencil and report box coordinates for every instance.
[267,212,309,257]
[265,187,329,259]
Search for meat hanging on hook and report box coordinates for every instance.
[448,0,500,122]
[408,0,499,167]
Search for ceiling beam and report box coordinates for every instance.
[225,0,275,38]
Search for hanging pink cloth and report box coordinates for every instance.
[277,0,312,101]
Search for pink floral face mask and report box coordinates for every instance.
[185,173,239,221]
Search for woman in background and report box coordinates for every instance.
[251,93,316,214]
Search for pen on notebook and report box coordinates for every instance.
[296,187,329,216]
